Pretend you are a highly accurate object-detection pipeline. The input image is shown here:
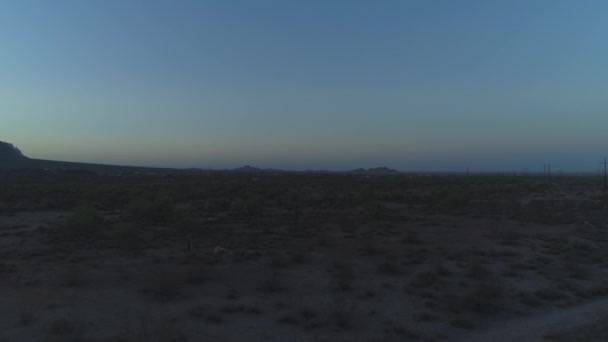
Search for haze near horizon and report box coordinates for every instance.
[2,0,607,172]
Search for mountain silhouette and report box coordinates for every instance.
[0,140,164,173]
[0,141,402,175]
[349,167,400,175]
[0,141,27,160]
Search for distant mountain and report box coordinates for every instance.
[0,140,168,173]
[349,167,400,175]
[368,167,400,175]
[231,165,285,174]
[0,141,401,175]
[232,165,262,173]
[0,141,27,160]
[229,165,401,175]
[303,169,332,174]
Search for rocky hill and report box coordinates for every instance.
[0,141,27,160]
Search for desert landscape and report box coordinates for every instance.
[3,1,607,341]
[2,171,608,341]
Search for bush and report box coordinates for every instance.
[47,318,78,336]
[141,270,183,302]
[364,202,387,219]
[63,205,103,236]
[409,269,439,288]
[331,260,355,292]
[231,198,264,217]
[535,288,567,301]
[110,222,142,249]
[128,196,174,223]
[456,278,504,314]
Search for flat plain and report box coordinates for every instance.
[1,172,607,341]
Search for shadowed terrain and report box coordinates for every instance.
[1,166,608,341]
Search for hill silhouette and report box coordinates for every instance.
[0,141,26,160]
[349,167,400,175]
[0,141,165,172]
[0,141,402,175]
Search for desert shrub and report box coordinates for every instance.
[354,188,375,204]
[364,201,387,219]
[277,313,300,325]
[467,262,490,279]
[564,261,591,280]
[60,266,89,287]
[299,306,319,321]
[535,288,567,301]
[459,279,504,313]
[402,232,423,244]
[230,197,264,217]
[330,298,354,330]
[409,269,439,288]
[185,264,207,284]
[108,318,187,341]
[415,311,438,322]
[258,272,285,293]
[150,195,175,222]
[339,217,357,233]
[518,291,542,307]
[205,314,223,324]
[268,253,292,269]
[110,222,142,249]
[434,262,452,276]
[127,196,148,216]
[171,210,199,250]
[140,270,184,302]
[450,317,475,329]
[18,307,37,327]
[47,318,78,336]
[128,195,174,223]
[331,260,355,291]
[588,281,608,297]
[198,197,231,215]
[63,205,103,236]
[435,189,470,210]
[496,231,525,246]
[378,258,400,275]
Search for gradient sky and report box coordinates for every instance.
[2,0,607,171]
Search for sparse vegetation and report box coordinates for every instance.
[3,172,608,341]
[63,205,103,236]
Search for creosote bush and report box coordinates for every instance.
[128,195,174,223]
[409,269,439,288]
[364,201,387,219]
[110,222,142,249]
[63,205,103,236]
[230,197,264,217]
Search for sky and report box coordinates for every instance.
[1,0,608,172]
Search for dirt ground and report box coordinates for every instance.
[1,174,607,341]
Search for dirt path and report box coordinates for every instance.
[462,297,608,342]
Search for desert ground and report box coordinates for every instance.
[1,172,608,341]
